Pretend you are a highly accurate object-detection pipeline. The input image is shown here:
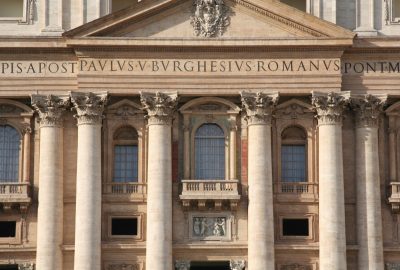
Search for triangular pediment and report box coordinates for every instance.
[64,0,355,41]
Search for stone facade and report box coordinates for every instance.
[0,0,400,270]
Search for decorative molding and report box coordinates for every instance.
[18,263,35,270]
[191,0,230,37]
[386,263,400,270]
[280,263,311,270]
[140,92,178,125]
[107,263,139,270]
[311,91,350,125]
[71,92,108,125]
[241,91,279,125]
[351,94,387,128]
[230,260,246,270]
[175,260,191,270]
[31,94,70,127]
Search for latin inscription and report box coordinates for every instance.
[0,59,398,76]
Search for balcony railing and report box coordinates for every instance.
[388,182,400,213]
[274,182,318,202]
[0,182,31,211]
[103,182,147,202]
[180,179,241,210]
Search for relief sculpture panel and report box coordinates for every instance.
[189,213,232,241]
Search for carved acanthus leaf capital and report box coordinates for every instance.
[175,260,191,270]
[311,91,350,125]
[351,94,387,128]
[140,92,178,125]
[71,92,108,125]
[230,260,246,270]
[241,91,279,125]
[31,94,70,127]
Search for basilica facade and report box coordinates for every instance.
[0,0,400,270]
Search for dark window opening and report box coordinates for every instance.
[0,265,18,270]
[282,218,309,236]
[0,221,16,237]
[111,218,138,236]
[281,0,307,12]
[190,261,230,270]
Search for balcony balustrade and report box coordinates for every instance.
[0,182,31,211]
[388,182,400,213]
[103,182,147,202]
[179,179,241,210]
[274,182,318,202]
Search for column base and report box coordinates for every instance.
[354,27,378,36]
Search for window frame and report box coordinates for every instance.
[278,215,315,241]
[106,213,143,241]
[0,0,34,25]
[0,217,22,245]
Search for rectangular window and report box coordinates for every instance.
[0,0,24,17]
[0,265,18,270]
[113,145,138,182]
[280,0,307,12]
[282,218,309,236]
[281,145,306,182]
[394,0,400,20]
[112,0,135,12]
[111,218,138,236]
[0,221,16,237]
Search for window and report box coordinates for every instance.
[112,0,135,12]
[282,218,309,236]
[113,126,138,183]
[0,0,23,18]
[194,124,225,180]
[393,0,400,20]
[111,218,138,236]
[0,221,16,237]
[281,126,307,183]
[280,0,307,12]
[0,125,20,183]
[0,265,18,270]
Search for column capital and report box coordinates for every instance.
[71,92,108,125]
[230,260,246,270]
[31,94,70,128]
[312,91,350,125]
[140,91,178,125]
[351,94,387,128]
[240,91,279,125]
[175,260,190,270]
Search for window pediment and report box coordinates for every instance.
[275,99,313,119]
[180,97,240,115]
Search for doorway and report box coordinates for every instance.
[190,261,230,270]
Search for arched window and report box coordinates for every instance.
[113,126,138,183]
[0,125,20,183]
[194,123,225,180]
[281,126,307,182]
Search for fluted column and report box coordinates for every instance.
[241,91,279,270]
[71,92,108,270]
[312,92,350,270]
[31,94,70,270]
[352,94,386,270]
[141,92,178,270]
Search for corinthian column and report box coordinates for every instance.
[71,92,108,270]
[141,92,178,270]
[312,92,350,270]
[241,91,279,270]
[352,94,386,270]
[31,94,70,270]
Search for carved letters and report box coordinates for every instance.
[241,91,279,125]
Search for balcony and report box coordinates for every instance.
[103,182,147,202]
[0,182,31,212]
[388,182,400,213]
[274,182,318,203]
[179,179,241,210]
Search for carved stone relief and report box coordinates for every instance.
[107,263,139,270]
[190,213,231,240]
[18,263,35,270]
[230,260,246,270]
[191,0,230,37]
[175,260,191,270]
[386,263,400,270]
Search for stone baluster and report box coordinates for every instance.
[31,94,70,270]
[312,91,350,270]
[71,92,108,270]
[352,94,386,270]
[141,92,178,270]
[241,91,279,270]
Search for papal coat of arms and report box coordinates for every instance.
[190,0,230,37]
